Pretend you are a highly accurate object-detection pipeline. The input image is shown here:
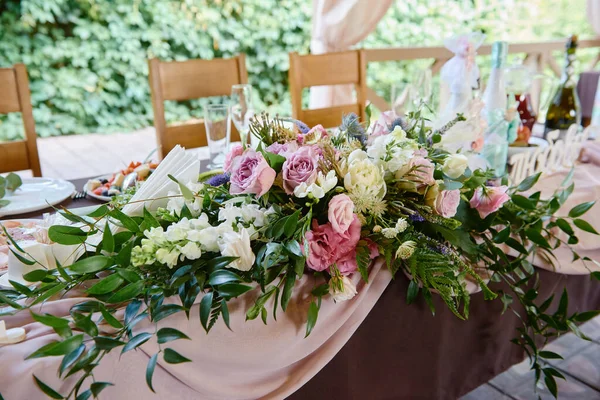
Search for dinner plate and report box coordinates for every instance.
[0,178,75,218]
[507,136,549,158]
[84,174,113,202]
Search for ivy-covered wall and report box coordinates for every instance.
[0,0,592,140]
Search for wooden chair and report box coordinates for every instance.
[288,50,367,129]
[0,64,42,177]
[148,55,248,159]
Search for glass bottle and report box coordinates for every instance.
[544,35,581,135]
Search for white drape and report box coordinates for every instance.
[588,0,600,34]
[309,0,392,109]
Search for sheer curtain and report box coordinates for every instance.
[309,0,392,109]
[588,0,600,34]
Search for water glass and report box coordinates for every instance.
[230,84,255,146]
[204,104,231,169]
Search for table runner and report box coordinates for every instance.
[2,161,600,399]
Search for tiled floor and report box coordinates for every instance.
[461,317,600,399]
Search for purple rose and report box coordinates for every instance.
[282,146,319,195]
[266,141,299,158]
[229,150,276,198]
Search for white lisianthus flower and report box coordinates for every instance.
[330,276,358,302]
[293,170,338,199]
[395,218,408,233]
[218,228,255,271]
[381,227,399,239]
[165,219,190,242]
[395,240,417,260]
[179,242,202,260]
[442,154,469,179]
[156,248,180,268]
[218,204,243,224]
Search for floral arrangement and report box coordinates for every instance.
[1,107,599,399]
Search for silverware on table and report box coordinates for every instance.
[72,190,87,201]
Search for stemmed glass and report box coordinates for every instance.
[204,104,231,169]
[230,84,255,148]
[391,69,433,115]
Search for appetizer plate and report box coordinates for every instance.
[85,174,113,202]
[0,219,39,281]
[0,178,75,218]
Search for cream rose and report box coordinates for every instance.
[442,154,469,179]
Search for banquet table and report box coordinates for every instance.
[2,165,600,400]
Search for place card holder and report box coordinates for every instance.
[508,125,600,184]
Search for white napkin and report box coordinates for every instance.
[122,145,200,216]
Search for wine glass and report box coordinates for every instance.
[204,104,231,169]
[230,84,255,147]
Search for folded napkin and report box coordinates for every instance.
[579,141,600,165]
[123,145,200,216]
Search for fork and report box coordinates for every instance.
[72,190,87,201]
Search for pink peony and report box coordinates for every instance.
[304,215,361,272]
[469,185,510,219]
[266,141,299,158]
[282,146,319,194]
[434,189,461,218]
[328,194,355,234]
[224,144,244,173]
[229,150,276,197]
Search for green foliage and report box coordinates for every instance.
[0,0,593,140]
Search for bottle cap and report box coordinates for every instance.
[491,41,508,68]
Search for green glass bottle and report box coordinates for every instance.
[544,35,581,135]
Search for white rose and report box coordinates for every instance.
[179,242,202,260]
[218,228,255,271]
[330,276,358,302]
[344,158,386,199]
[442,154,469,179]
[156,248,180,268]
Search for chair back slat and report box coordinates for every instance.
[149,55,247,159]
[289,50,367,129]
[0,64,42,176]
[0,69,20,114]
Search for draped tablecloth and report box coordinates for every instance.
[2,162,600,399]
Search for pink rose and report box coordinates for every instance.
[266,141,298,158]
[407,156,435,187]
[434,189,461,218]
[282,146,319,194]
[328,194,355,234]
[337,237,379,275]
[368,111,396,144]
[469,185,510,219]
[229,150,276,197]
[304,215,362,272]
[224,144,244,173]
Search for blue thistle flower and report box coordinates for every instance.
[340,113,366,145]
[388,117,409,133]
[293,119,310,134]
[206,173,230,187]
[408,213,425,222]
[430,244,451,256]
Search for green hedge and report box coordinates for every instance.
[0,0,592,140]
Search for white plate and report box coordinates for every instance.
[84,174,113,202]
[0,178,75,218]
[507,137,549,158]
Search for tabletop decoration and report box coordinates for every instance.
[1,107,599,399]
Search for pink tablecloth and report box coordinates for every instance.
[0,260,392,400]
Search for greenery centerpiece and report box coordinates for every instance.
[1,109,598,399]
